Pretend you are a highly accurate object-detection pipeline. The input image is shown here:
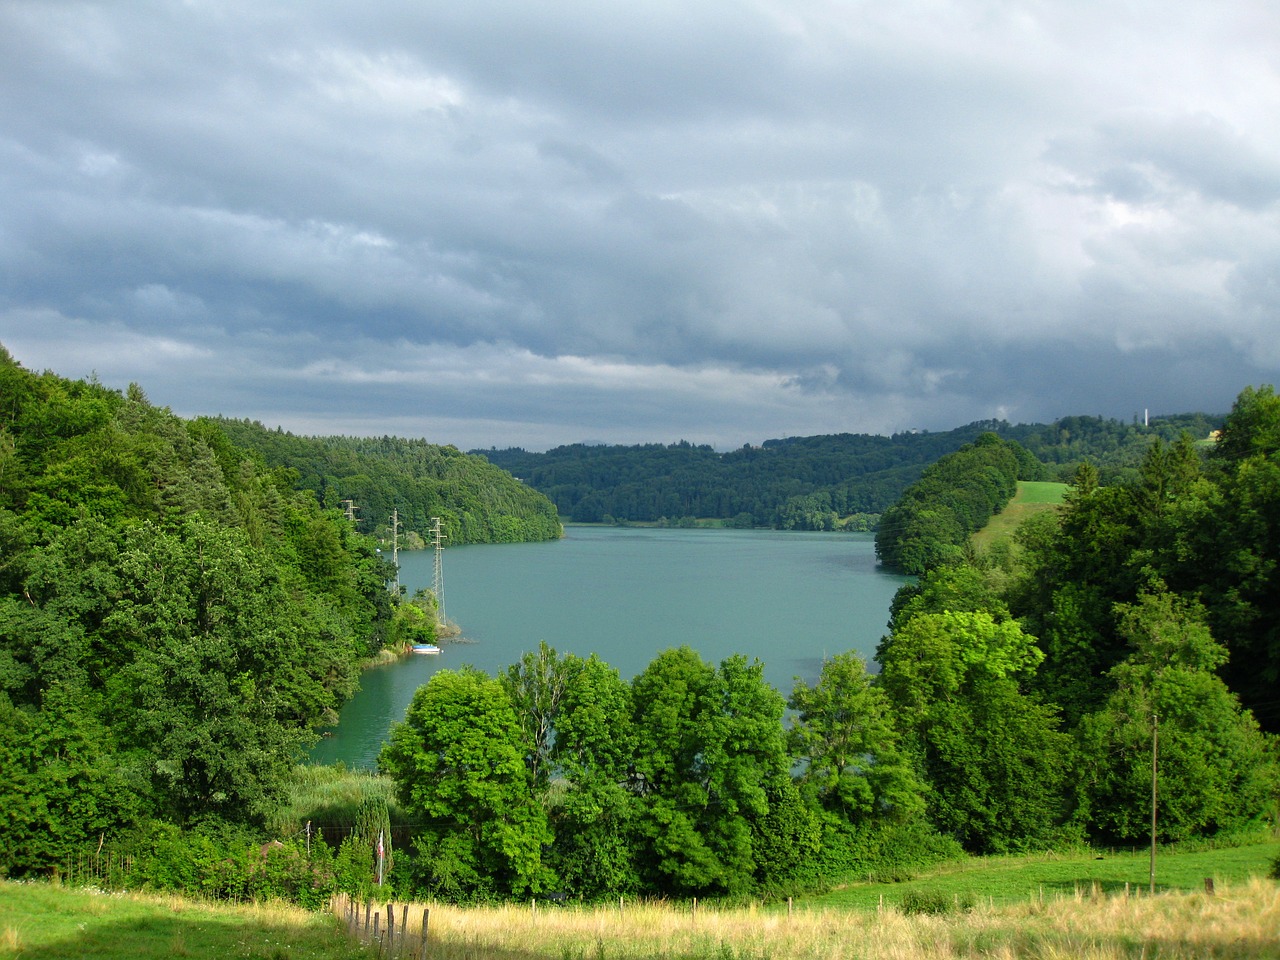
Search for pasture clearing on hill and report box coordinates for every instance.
[971,480,1067,554]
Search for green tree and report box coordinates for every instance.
[379,667,551,898]
[878,611,1072,853]
[541,653,639,897]
[501,641,576,791]
[1212,385,1280,464]
[98,520,339,823]
[787,653,924,823]
[1074,590,1278,843]
[629,648,794,894]
[0,691,139,876]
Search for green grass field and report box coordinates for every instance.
[4,840,1277,960]
[0,882,373,960]
[1012,481,1069,504]
[971,480,1067,554]
[804,840,1280,910]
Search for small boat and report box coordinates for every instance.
[411,644,442,655]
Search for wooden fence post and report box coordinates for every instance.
[420,908,430,957]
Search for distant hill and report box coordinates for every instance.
[474,413,1222,528]
[211,419,562,547]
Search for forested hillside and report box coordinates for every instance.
[0,347,558,883]
[0,346,409,873]
[878,384,1280,852]
[476,413,1220,528]
[214,420,561,546]
[874,433,1037,574]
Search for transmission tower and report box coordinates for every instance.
[390,508,401,594]
[431,517,447,623]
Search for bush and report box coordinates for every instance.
[69,818,345,907]
[900,888,974,915]
[806,817,966,886]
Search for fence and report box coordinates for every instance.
[336,893,431,959]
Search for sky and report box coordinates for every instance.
[2,1,1278,451]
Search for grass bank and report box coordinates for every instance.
[806,839,1280,910]
[6,840,1276,960]
[0,882,371,960]
[267,765,400,843]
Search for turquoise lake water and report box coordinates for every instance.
[309,525,909,768]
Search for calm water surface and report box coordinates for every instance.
[310,526,909,768]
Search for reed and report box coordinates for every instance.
[268,763,400,838]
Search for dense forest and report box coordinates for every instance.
[476,412,1220,529]
[0,346,550,883]
[2,344,1273,908]
[213,419,562,547]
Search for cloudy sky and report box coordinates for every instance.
[2,1,1278,450]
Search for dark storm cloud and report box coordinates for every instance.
[2,1,1278,450]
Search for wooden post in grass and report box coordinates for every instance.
[1150,711,1159,896]
[1204,878,1215,896]
[420,908,430,956]
[364,901,372,937]
[387,903,395,952]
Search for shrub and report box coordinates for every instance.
[900,888,974,916]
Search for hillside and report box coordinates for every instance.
[213,419,562,547]
[0,346,557,885]
[476,412,1220,528]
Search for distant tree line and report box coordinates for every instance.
[475,412,1221,529]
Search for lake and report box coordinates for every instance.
[309,525,909,768]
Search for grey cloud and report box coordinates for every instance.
[2,1,1278,450]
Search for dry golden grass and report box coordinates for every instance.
[335,877,1279,960]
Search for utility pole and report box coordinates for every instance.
[431,517,446,624]
[1150,709,1159,895]
[390,508,401,595]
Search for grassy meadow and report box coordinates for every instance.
[0,882,370,960]
[334,875,1279,960]
[6,841,1276,960]
[972,480,1067,555]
